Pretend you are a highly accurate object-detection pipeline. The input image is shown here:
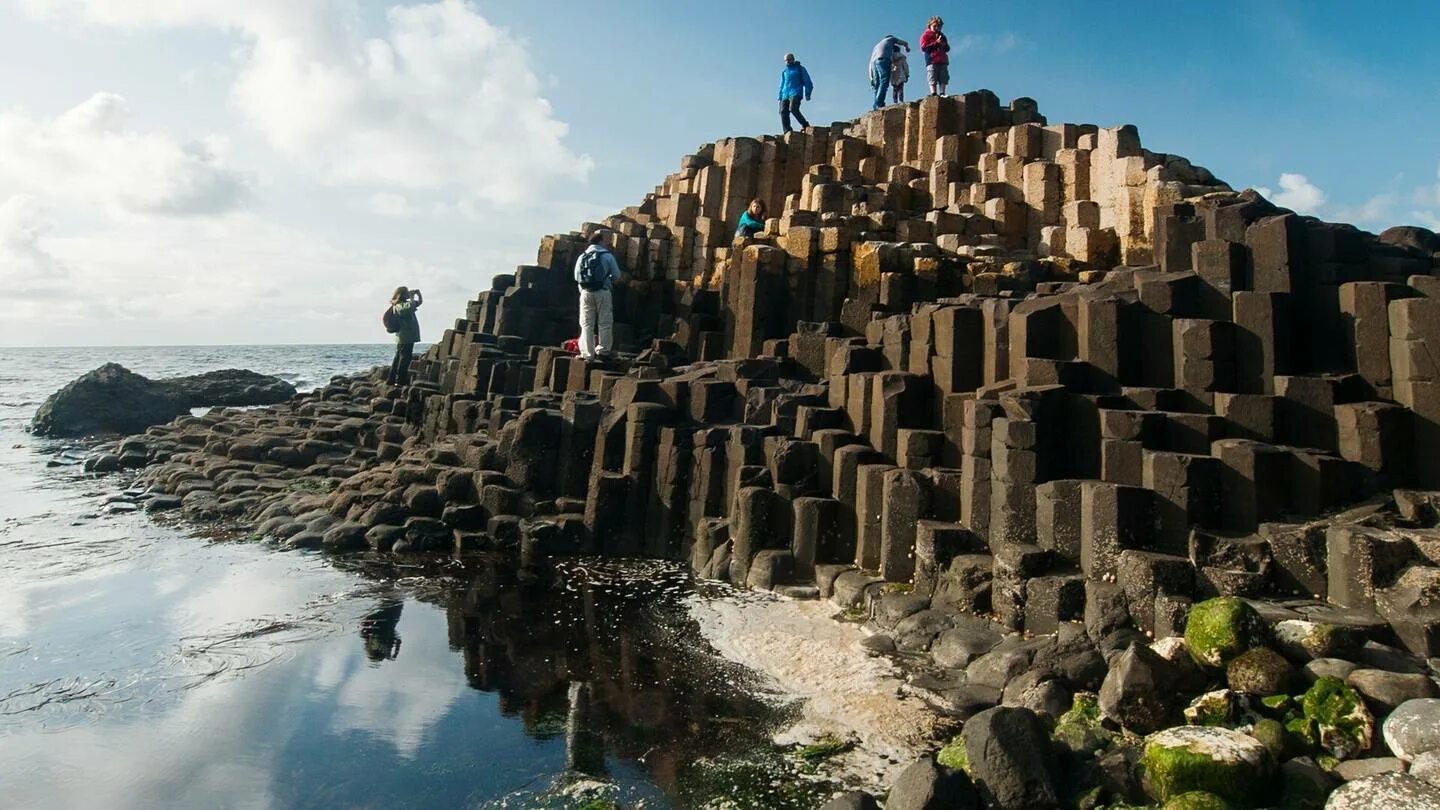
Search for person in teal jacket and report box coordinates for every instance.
[778,53,813,133]
[387,286,422,385]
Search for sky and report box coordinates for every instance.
[0,0,1437,347]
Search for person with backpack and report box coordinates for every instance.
[890,48,910,104]
[868,34,910,110]
[920,16,951,97]
[777,53,813,134]
[573,231,621,360]
[384,286,422,385]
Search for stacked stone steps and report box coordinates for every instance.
[356,89,1440,656]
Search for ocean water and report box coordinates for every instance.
[0,345,820,809]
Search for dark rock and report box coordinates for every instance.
[32,363,294,436]
[893,608,956,652]
[859,634,896,655]
[967,645,1035,691]
[145,494,182,512]
[1099,644,1186,733]
[320,522,368,551]
[1304,657,1360,684]
[962,706,1060,809]
[885,755,977,810]
[931,620,1003,669]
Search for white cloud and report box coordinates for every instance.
[368,192,415,219]
[1257,172,1326,215]
[0,93,249,216]
[27,0,593,206]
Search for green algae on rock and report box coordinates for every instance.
[1184,598,1266,669]
[1055,691,1114,754]
[1183,690,1238,727]
[935,735,969,772]
[1249,718,1289,759]
[1140,726,1275,806]
[1299,676,1374,759]
[1226,647,1293,696]
[1163,790,1235,809]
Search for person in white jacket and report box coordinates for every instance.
[890,49,910,104]
[572,230,622,359]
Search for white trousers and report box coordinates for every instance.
[578,288,614,358]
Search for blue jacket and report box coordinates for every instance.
[778,62,813,101]
[573,244,621,291]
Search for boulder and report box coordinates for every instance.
[1347,669,1439,710]
[1414,749,1440,788]
[818,792,881,810]
[1101,644,1187,733]
[884,755,977,810]
[1184,596,1266,668]
[1139,726,1276,806]
[33,363,296,436]
[1226,647,1295,695]
[1383,698,1440,761]
[1324,772,1440,809]
[962,707,1060,809]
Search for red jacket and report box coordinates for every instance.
[920,30,950,65]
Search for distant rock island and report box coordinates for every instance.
[32,363,296,437]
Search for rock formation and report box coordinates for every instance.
[88,91,1440,807]
[32,363,296,437]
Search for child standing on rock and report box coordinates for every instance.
[386,286,422,386]
[890,48,910,104]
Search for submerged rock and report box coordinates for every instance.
[32,363,295,437]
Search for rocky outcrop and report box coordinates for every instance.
[79,90,1440,808]
[32,363,296,437]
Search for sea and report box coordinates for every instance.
[0,345,821,809]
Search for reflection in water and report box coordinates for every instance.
[360,601,403,663]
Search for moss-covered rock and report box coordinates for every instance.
[1055,691,1114,754]
[1250,718,1289,759]
[936,734,969,772]
[1163,791,1234,809]
[1184,598,1266,669]
[1140,726,1276,806]
[1299,676,1374,759]
[1184,690,1238,727]
[1226,647,1294,696]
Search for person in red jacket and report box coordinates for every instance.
[920,16,951,97]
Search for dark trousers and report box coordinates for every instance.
[780,97,809,132]
[388,341,414,385]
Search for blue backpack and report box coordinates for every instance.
[578,249,610,291]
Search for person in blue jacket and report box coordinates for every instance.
[778,53,813,133]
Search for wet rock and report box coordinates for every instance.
[365,524,404,552]
[34,363,295,436]
[1324,772,1440,809]
[144,494,182,512]
[1227,647,1295,695]
[1383,698,1440,761]
[892,609,955,652]
[966,645,1034,691]
[320,522,368,551]
[397,517,449,553]
[1184,596,1266,668]
[163,369,295,406]
[872,592,930,629]
[930,617,1003,669]
[284,531,324,550]
[1100,644,1186,733]
[1139,725,1276,806]
[1334,757,1405,781]
[88,453,121,473]
[818,791,881,810]
[962,706,1060,810]
[1347,669,1439,710]
[884,755,978,810]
